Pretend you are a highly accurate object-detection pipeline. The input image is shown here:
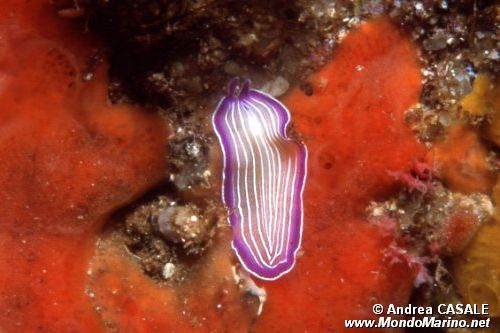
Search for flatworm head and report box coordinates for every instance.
[212,78,307,280]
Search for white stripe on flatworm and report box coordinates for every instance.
[213,79,307,280]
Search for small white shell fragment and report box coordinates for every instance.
[232,266,267,316]
[162,262,176,280]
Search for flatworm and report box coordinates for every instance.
[212,78,307,280]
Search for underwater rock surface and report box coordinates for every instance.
[1,1,497,332]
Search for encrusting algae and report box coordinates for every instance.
[459,74,500,145]
[0,0,499,332]
[460,75,499,119]
[453,180,500,318]
[443,72,500,323]
[431,124,496,195]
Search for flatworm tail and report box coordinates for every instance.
[212,78,307,280]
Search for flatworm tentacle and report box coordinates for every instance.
[212,78,307,280]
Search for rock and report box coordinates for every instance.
[157,203,217,255]
[259,76,290,97]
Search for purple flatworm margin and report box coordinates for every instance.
[212,78,307,280]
